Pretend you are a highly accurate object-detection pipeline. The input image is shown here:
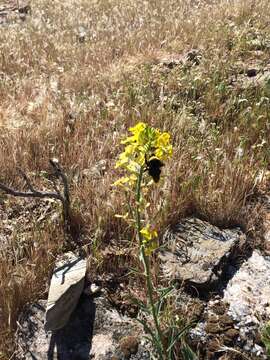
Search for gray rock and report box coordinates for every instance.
[159,49,202,69]
[16,301,52,359]
[191,251,270,358]
[77,26,87,43]
[92,297,150,359]
[16,297,94,360]
[45,252,87,331]
[159,217,244,288]
[223,250,270,329]
[0,1,30,26]
[16,295,150,360]
[82,160,107,179]
[236,68,270,90]
[83,283,102,295]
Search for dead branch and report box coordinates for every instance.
[0,159,71,234]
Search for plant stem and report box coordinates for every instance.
[135,167,165,359]
[135,167,143,242]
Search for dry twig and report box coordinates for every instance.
[0,159,71,234]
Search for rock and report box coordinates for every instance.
[18,2,31,14]
[159,217,244,289]
[45,252,87,331]
[223,251,270,343]
[160,55,182,69]
[77,26,87,43]
[190,298,241,359]
[191,245,270,358]
[91,297,149,359]
[83,283,102,295]
[0,1,30,25]
[16,295,150,360]
[193,251,270,358]
[185,49,202,65]
[91,333,114,358]
[160,49,202,69]
[235,67,270,90]
[16,301,52,359]
[81,160,107,180]
[16,297,94,359]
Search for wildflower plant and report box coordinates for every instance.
[114,122,172,256]
[114,123,196,359]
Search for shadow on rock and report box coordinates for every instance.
[47,295,95,360]
[16,295,95,360]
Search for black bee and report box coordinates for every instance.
[145,156,164,183]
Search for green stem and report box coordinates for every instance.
[135,167,143,244]
[135,167,165,359]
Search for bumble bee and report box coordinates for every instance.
[145,156,164,183]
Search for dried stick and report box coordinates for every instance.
[0,159,71,235]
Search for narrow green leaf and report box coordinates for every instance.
[167,323,194,352]
[181,343,198,360]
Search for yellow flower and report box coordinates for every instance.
[140,225,158,255]
[126,160,141,174]
[113,175,137,188]
[129,122,147,136]
[136,152,145,166]
[140,226,157,241]
[122,122,147,146]
[114,122,172,187]
[125,144,137,156]
[154,132,173,161]
[155,144,173,161]
[156,132,171,147]
[112,177,130,187]
[113,122,172,256]
[144,239,159,256]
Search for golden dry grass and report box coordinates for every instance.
[1,0,270,356]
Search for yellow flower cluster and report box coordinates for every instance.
[115,122,173,179]
[140,225,158,256]
[113,122,173,255]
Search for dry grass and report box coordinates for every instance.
[0,215,64,357]
[1,0,270,356]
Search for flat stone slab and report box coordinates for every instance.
[159,217,244,287]
[45,252,87,331]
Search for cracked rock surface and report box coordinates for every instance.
[159,217,245,288]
